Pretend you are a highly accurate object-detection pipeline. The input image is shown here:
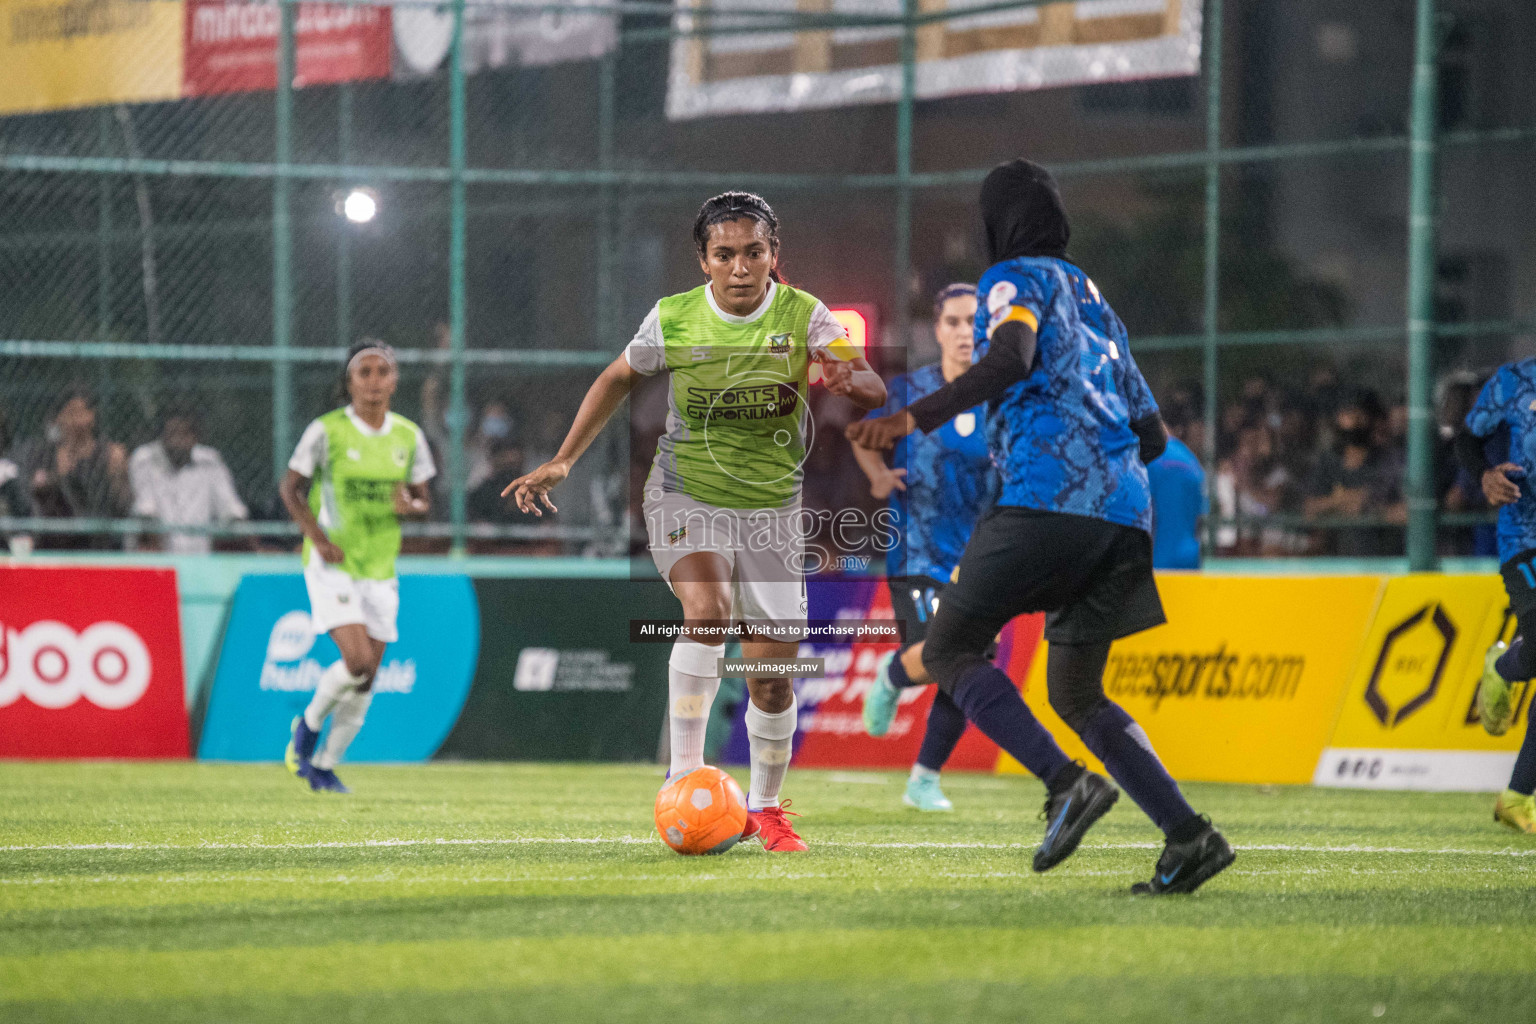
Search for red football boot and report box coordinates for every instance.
[745,800,807,852]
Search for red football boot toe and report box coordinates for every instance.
[748,800,807,852]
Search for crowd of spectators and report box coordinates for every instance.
[1159,365,1496,559]
[0,388,248,554]
[0,361,1506,561]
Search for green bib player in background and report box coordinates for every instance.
[505,192,886,852]
[279,340,436,793]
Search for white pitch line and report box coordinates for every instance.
[4,837,1536,857]
[0,864,1522,888]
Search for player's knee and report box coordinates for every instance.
[681,593,732,630]
[1048,687,1110,735]
[342,656,375,683]
[922,639,980,692]
[746,679,794,716]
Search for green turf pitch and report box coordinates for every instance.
[3,763,1534,1023]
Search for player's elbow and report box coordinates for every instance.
[1132,415,1167,464]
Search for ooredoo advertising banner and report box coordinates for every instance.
[0,566,189,758]
[197,574,478,761]
[183,1,391,97]
[1000,575,1385,784]
[1316,574,1527,792]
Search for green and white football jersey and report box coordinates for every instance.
[288,406,436,580]
[625,280,856,509]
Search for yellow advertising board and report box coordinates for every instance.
[1315,574,1529,791]
[0,0,184,116]
[999,575,1386,785]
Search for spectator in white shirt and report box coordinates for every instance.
[129,409,248,554]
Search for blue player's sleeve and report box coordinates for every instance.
[980,263,1052,343]
[1109,313,1158,421]
[1465,368,1510,437]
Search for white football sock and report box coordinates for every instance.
[746,696,797,811]
[910,763,940,783]
[312,689,372,770]
[668,640,724,776]
[304,661,370,731]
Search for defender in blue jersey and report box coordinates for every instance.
[849,160,1233,892]
[1459,359,1536,833]
[853,283,998,812]
[1147,408,1207,570]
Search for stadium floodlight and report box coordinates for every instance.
[339,187,379,224]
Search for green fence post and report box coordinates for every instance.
[447,0,470,557]
[893,0,916,356]
[272,0,296,483]
[96,109,112,343]
[337,83,354,350]
[597,52,628,555]
[597,54,617,350]
[1405,0,1440,572]
[1201,0,1222,554]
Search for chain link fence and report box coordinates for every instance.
[0,0,1532,562]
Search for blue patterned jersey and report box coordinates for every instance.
[867,363,997,580]
[975,256,1157,532]
[1465,359,1536,563]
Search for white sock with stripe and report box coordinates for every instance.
[668,640,723,776]
[312,690,372,770]
[304,661,369,731]
[746,696,797,811]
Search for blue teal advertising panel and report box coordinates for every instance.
[198,575,479,761]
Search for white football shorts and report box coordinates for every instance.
[643,488,808,639]
[304,561,401,644]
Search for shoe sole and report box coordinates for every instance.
[1478,685,1513,737]
[1033,785,1119,873]
[902,793,954,812]
[1478,651,1513,736]
[284,717,311,777]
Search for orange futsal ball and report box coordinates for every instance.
[655,766,749,855]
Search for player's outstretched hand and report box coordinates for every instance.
[393,486,429,517]
[503,460,567,517]
[870,467,907,500]
[822,359,856,397]
[1483,463,1524,506]
[846,411,915,452]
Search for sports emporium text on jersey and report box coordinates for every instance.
[683,383,799,421]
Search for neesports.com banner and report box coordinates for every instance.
[0,566,189,758]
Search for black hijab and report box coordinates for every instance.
[980,159,1070,263]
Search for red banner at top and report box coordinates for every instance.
[184,2,392,97]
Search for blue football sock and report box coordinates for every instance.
[915,689,967,772]
[1510,720,1536,796]
[950,663,1070,782]
[1077,701,1195,835]
[888,649,914,688]
[1496,638,1536,682]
